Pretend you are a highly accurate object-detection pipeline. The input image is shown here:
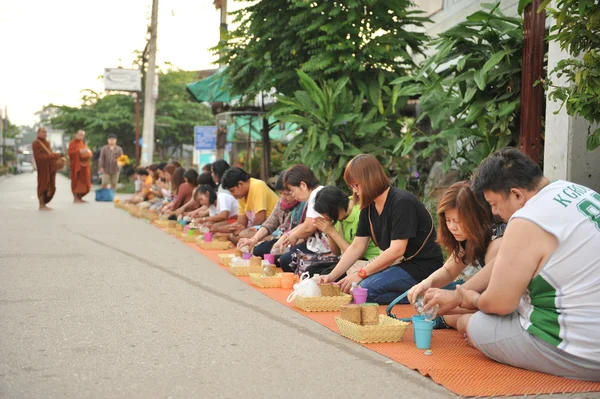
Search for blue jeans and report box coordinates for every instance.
[279,242,313,272]
[359,266,418,305]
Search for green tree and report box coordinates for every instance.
[215,0,429,98]
[394,3,524,178]
[43,68,215,160]
[270,71,395,187]
[43,91,136,150]
[18,125,37,144]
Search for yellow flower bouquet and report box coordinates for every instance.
[117,154,131,167]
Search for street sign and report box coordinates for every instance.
[104,68,142,92]
[194,126,217,150]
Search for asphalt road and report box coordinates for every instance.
[0,173,596,399]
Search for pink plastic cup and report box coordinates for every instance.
[203,232,213,242]
[242,252,252,260]
[264,254,275,264]
[352,287,368,304]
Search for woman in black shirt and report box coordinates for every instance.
[323,154,444,304]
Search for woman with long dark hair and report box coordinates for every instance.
[407,181,505,329]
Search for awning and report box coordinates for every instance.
[226,115,293,142]
[186,67,239,103]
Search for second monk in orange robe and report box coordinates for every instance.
[68,130,92,203]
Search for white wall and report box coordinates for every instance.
[544,38,600,192]
[413,0,519,37]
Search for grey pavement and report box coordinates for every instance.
[0,173,596,399]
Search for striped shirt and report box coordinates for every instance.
[99,145,123,175]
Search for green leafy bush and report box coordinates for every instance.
[269,71,393,187]
[394,3,523,177]
[542,0,600,150]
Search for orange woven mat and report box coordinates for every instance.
[158,223,600,396]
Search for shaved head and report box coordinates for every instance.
[37,127,48,139]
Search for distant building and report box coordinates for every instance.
[48,129,65,152]
[413,0,519,36]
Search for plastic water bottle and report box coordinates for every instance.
[415,295,439,321]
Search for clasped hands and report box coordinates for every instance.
[313,217,335,235]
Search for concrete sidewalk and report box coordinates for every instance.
[0,174,595,399]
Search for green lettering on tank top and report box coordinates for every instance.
[576,192,600,232]
[527,275,561,347]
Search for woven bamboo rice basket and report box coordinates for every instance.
[335,315,409,344]
[230,264,250,276]
[218,254,235,267]
[155,219,169,228]
[249,273,282,288]
[197,241,231,250]
[294,293,352,312]
[180,234,196,243]
[229,262,264,276]
[145,212,159,221]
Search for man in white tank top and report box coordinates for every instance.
[423,148,600,381]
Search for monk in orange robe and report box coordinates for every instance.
[67,129,92,203]
[32,127,62,211]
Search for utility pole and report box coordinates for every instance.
[142,0,159,165]
[0,107,4,167]
[135,93,141,164]
[215,0,228,161]
[218,0,227,68]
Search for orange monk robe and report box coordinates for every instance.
[68,139,92,197]
[32,138,60,204]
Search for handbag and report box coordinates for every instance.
[38,139,66,171]
[290,249,340,277]
[306,232,331,254]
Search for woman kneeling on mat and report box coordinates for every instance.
[407,181,505,330]
[236,174,306,258]
[321,154,444,304]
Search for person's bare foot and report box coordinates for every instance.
[39,205,52,211]
[74,198,85,204]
